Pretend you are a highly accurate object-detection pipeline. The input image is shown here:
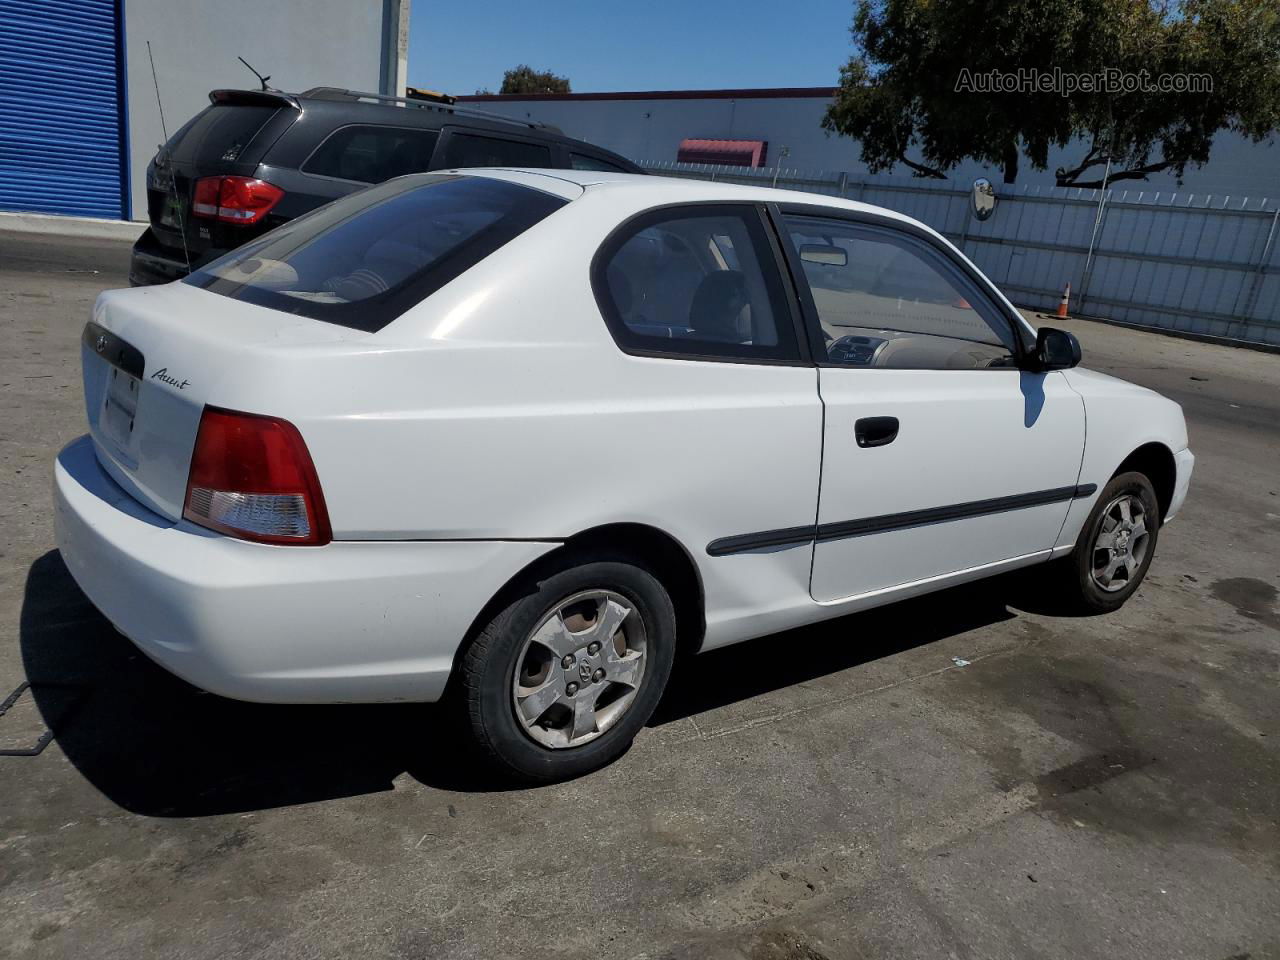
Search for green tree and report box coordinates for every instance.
[499,65,571,95]
[823,0,1280,186]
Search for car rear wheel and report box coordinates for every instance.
[1057,471,1161,613]
[458,552,676,783]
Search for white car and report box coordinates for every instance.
[54,170,1194,781]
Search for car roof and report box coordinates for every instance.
[457,168,924,228]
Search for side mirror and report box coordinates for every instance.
[1033,327,1082,370]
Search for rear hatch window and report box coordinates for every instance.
[167,103,280,165]
[183,175,566,332]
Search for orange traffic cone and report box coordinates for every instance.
[1056,282,1071,318]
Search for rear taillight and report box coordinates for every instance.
[183,407,331,546]
[191,176,284,225]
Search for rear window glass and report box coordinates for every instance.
[184,175,566,332]
[166,105,279,165]
[303,125,440,183]
[439,134,553,168]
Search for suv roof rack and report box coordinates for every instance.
[297,87,564,135]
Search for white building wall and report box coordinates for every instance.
[464,94,1280,201]
[123,0,395,221]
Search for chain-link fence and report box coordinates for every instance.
[642,160,1280,348]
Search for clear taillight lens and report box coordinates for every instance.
[183,407,331,546]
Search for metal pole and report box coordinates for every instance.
[1238,206,1280,332]
[1078,153,1113,312]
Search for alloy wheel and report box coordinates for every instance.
[511,589,647,749]
[1090,493,1151,592]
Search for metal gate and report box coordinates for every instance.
[0,0,127,219]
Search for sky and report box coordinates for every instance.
[407,0,855,95]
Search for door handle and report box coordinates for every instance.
[855,416,899,448]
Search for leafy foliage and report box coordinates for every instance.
[823,0,1280,185]
[499,65,571,95]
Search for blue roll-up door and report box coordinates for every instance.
[0,0,126,219]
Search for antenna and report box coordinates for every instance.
[146,40,192,275]
[237,56,273,92]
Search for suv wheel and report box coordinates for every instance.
[459,552,676,782]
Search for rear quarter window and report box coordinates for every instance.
[570,153,630,172]
[184,175,565,332]
[439,133,553,168]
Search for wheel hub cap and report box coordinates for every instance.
[511,590,647,750]
[1089,493,1150,593]
[571,653,600,686]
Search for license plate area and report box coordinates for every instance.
[101,366,141,453]
[83,322,146,461]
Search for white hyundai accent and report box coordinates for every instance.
[54,170,1194,781]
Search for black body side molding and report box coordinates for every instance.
[706,484,1097,557]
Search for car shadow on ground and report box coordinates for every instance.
[19,549,1066,816]
[650,580,1017,726]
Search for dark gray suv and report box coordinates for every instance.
[130,87,640,286]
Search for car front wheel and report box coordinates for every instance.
[1060,471,1161,613]
[458,552,676,782]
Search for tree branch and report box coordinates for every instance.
[1062,159,1176,188]
[1055,146,1108,184]
[897,152,947,179]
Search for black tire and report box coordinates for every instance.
[1055,471,1161,613]
[458,551,676,783]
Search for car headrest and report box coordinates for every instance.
[688,270,747,341]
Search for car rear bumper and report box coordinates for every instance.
[128,227,221,286]
[53,435,557,703]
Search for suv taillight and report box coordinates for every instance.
[191,176,284,225]
[183,407,331,546]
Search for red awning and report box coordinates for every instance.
[677,138,768,168]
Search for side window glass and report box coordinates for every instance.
[596,206,798,362]
[440,133,553,168]
[570,152,628,172]
[782,215,1018,369]
[303,126,440,183]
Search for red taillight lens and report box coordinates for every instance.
[183,407,331,546]
[190,176,284,225]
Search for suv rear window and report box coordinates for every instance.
[184,175,565,332]
[439,133,553,168]
[166,104,280,165]
[303,125,440,183]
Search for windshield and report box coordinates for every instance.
[185,175,566,331]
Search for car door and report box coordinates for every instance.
[772,205,1087,603]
